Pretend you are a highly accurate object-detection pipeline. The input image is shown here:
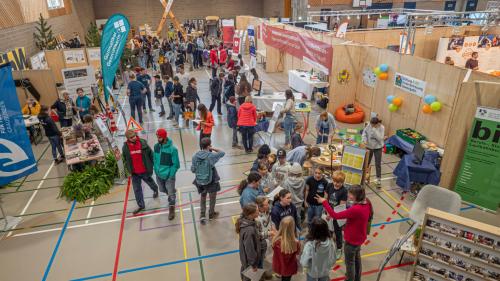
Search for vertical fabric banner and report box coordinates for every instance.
[100,14,130,102]
[0,63,37,185]
[455,107,500,211]
[248,25,256,69]
[233,37,241,56]
[222,19,235,47]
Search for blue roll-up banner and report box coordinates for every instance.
[0,63,37,185]
[100,14,130,102]
[248,25,256,69]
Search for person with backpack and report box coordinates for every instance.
[300,218,337,281]
[209,72,224,115]
[315,185,373,281]
[191,137,225,224]
[163,75,174,120]
[226,96,239,148]
[153,128,180,220]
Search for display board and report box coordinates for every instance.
[410,208,500,281]
[454,106,500,211]
[435,35,500,73]
[341,145,366,186]
[30,51,48,70]
[61,66,96,100]
[267,103,283,134]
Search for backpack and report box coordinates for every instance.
[193,157,213,186]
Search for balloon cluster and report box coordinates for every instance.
[374,64,389,80]
[386,95,402,112]
[422,95,442,114]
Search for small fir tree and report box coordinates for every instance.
[85,22,101,47]
[33,13,56,50]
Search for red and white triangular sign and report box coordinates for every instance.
[126,117,144,133]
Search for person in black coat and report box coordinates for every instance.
[209,72,224,115]
[52,92,77,127]
[38,105,65,164]
[223,73,236,103]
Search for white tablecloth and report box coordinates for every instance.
[24,115,40,127]
[288,70,329,100]
[252,92,304,112]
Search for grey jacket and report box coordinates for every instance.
[362,124,385,149]
[239,217,261,268]
[283,176,305,207]
[300,239,337,278]
[315,112,337,133]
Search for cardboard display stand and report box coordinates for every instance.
[341,145,367,186]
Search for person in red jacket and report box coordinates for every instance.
[315,185,372,281]
[210,46,218,79]
[196,104,214,149]
[237,96,257,153]
[219,48,228,69]
[272,216,301,281]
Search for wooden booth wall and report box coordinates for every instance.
[44,48,99,84]
[12,69,59,107]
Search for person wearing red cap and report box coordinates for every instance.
[153,128,180,220]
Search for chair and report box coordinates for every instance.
[375,185,462,281]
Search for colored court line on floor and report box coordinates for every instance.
[380,187,410,213]
[41,199,76,281]
[189,192,206,281]
[177,125,188,169]
[178,190,191,281]
[330,261,414,281]
[111,178,131,281]
[16,143,51,191]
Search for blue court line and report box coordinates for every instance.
[70,204,477,281]
[42,199,77,281]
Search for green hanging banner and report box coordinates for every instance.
[455,106,500,211]
[100,14,130,102]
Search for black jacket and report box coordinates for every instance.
[52,99,76,119]
[210,78,223,96]
[223,80,235,99]
[38,112,60,137]
[172,83,184,104]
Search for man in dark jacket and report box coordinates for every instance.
[122,130,159,214]
[160,59,174,79]
[52,92,76,127]
[38,105,65,164]
[209,72,224,115]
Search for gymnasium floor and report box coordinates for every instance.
[0,64,498,281]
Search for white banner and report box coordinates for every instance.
[63,49,86,64]
[394,72,426,97]
[61,66,96,100]
[30,51,48,70]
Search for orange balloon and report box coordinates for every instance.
[422,104,432,114]
[379,73,388,80]
[392,97,403,107]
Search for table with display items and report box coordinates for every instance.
[393,152,441,192]
[23,115,43,145]
[63,133,105,166]
[251,92,305,113]
[288,70,329,100]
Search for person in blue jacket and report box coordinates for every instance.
[75,88,91,120]
[238,172,262,208]
[226,96,239,148]
[164,75,175,120]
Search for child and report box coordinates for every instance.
[271,189,299,231]
[282,163,305,226]
[255,196,274,279]
[257,163,273,196]
[226,96,239,148]
[271,149,291,189]
[163,75,174,120]
[154,74,165,117]
[236,203,261,281]
[300,218,337,281]
[305,167,329,226]
[272,216,301,281]
[239,172,262,208]
[326,171,348,258]
[196,104,214,149]
[290,123,305,149]
[251,144,271,172]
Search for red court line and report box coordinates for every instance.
[112,177,132,281]
[330,261,414,281]
[128,185,238,218]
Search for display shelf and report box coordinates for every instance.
[410,208,500,281]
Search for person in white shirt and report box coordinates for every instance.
[362,117,385,187]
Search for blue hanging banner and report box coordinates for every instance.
[0,63,37,185]
[100,14,130,102]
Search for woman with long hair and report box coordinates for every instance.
[196,103,214,149]
[236,203,261,281]
[281,89,296,148]
[237,96,257,153]
[236,74,252,105]
[272,216,301,281]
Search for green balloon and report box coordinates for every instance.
[373,67,382,75]
[388,103,399,112]
[430,101,442,112]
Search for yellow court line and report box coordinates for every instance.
[381,188,410,213]
[231,215,238,225]
[336,249,389,264]
[178,191,190,281]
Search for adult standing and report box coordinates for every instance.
[315,111,337,144]
[219,47,227,69]
[153,128,180,220]
[226,96,239,148]
[223,73,236,103]
[164,75,175,120]
[236,74,252,105]
[38,105,64,164]
[191,137,225,224]
[237,96,257,153]
[122,130,160,214]
[196,104,214,148]
[315,185,372,281]
[186,39,195,70]
[209,72,224,115]
[160,58,174,80]
[171,76,184,127]
[126,73,147,124]
[210,45,218,78]
[185,77,201,126]
[361,117,385,187]
[52,92,76,128]
[75,88,91,120]
[137,68,154,113]
[281,90,296,148]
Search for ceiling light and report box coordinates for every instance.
[347,15,351,20]
[357,15,360,19]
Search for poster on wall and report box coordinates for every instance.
[435,35,500,73]
[63,49,87,64]
[262,23,333,74]
[0,63,37,185]
[455,107,500,211]
[248,25,256,69]
[30,51,48,70]
[87,48,101,62]
[0,47,27,70]
[61,66,96,100]
[233,37,241,55]
[394,72,426,97]
[222,19,235,47]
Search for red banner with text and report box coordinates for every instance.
[262,24,333,74]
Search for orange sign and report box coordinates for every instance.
[126,117,144,133]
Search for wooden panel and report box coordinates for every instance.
[355,46,378,113]
[44,50,66,84]
[0,0,24,28]
[415,104,453,147]
[440,81,500,189]
[18,0,49,23]
[424,61,465,106]
[63,48,89,69]
[328,45,361,113]
[12,69,59,107]
[86,48,101,72]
